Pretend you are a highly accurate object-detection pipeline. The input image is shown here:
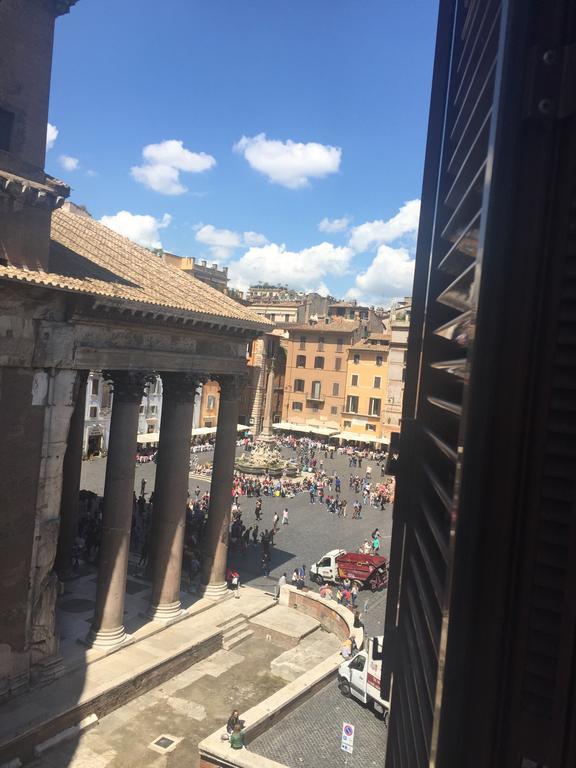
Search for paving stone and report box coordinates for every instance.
[271,631,341,682]
[250,680,388,768]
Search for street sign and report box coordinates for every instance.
[341,722,355,754]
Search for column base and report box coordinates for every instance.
[202,582,230,600]
[86,625,128,649]
[147,600,183,622]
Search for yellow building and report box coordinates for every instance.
[341,333,390,443]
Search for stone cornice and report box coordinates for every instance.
[55,0,79,16]
[0,170,69,212]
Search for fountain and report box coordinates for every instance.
[234,357,298,478]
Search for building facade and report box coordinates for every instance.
[382,298,411,439]
[341,334,390,441]
[282,319,361,430]
[0,0,271,698]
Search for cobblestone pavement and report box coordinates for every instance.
[251,679,388,768]
[80,449,392,637]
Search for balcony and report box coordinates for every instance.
[306,393,325,403]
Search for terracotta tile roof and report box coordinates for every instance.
[0,205,272,332]
[283,318,359,333]
[349,333,390,349]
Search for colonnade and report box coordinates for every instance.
[56,368,241,649]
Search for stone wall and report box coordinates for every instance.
[0,364,79,696]
[286,589,352,641]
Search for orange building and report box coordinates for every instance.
[281,319,361,431]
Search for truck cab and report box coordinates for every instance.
[310,549,345,584]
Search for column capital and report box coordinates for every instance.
[161,372,206,402]
[102,370,155,403]
[213,373,245,400]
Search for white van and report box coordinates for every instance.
[338,636,389,721]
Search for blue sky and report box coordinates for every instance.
[47,0,438,306]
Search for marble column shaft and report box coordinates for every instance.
[55,370,88,579]
[89,370,151,648]
[148,373,199,620]
[260,356,276,440]
[201,375,241,596]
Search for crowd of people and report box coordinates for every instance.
[67,435,394,598]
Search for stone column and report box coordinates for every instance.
[88,370,152,648]
[259,356,276,441]
[55,370,88,580]
[201,375,241,598]
[148,373,200,621]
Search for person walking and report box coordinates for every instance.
[351,583,359,606]
[255,498,262,521]
[273,511,279,532]
[262,552,271,577]
[282,508,289,525]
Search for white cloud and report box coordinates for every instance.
[194,224,268,261]
[348,199,421,253]
[195,224,241,249]
[243,231,268,247]
[100,210,172,249]
[131,139,216,195]
[318,216,350,233]
[59,155,79,171]
[228,241,352,294]
[46,123,58,151]
[234,133,341,189]
[347,244,415,307]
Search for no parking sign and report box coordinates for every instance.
[341,722,355,754]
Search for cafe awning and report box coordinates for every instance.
[272,422,339,436]
[136,432,159,443]
[333,430,365,442]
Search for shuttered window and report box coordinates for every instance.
[385,0,576,766]
[384,1,502,764]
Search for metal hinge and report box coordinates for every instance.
[524,43,576,120]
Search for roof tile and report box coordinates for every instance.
[0,206,272,332]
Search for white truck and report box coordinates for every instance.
[338,636,389,721]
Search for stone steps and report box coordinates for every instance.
[220,616,254,651]
[223,628,254,651]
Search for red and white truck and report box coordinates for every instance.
[338,636,389,720]
[310,549,388,591]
